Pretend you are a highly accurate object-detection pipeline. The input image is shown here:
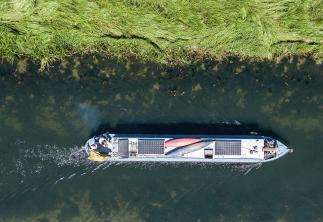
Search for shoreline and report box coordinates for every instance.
[1,54,320,76]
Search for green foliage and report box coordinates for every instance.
[0,0,322,65]
[0,193,144,222]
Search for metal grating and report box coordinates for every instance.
[118,139,129,157]
[138,139,164,154]
[214,140,241,155]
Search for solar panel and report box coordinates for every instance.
[118,139,129,157]
[138,139,164,154]
[214,140,241,155]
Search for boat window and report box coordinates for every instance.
[214,140,241,155]
[138,139,164,154]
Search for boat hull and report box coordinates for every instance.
[85,133,291,163]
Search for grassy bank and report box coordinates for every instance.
[0,0,322,66]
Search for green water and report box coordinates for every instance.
[0,56,322,221]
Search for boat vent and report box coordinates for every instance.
[138,139,164,154]
[118,139,129,157]
[214,140,241,155]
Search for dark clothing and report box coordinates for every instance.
[96,144,111,154]
[85,133,112,156]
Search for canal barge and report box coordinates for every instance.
[84,133,292,163]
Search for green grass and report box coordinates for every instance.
[0,0,322,67]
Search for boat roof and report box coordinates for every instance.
[110,133,267,139]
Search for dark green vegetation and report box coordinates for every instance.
[0,0,322,67]
[0,56,322,221]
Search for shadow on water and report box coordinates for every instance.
[94,122,288,143]
[0,55,322,221]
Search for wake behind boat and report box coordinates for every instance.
[84,133,293,163]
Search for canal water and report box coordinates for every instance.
[0,56,322,221]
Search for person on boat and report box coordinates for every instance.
[96,136,112,154]
[84,136,111,156]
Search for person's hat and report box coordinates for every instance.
[99,137,106,144]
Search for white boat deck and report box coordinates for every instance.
[86,133,291,163]
[183,139,264,160]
